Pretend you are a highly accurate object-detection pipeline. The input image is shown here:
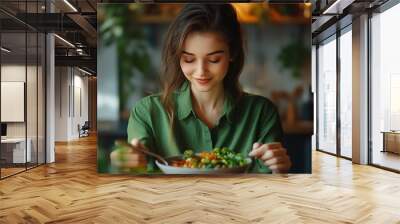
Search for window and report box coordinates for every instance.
[317,36,337,154]
[370,2,400,171]
[339,27,352,158]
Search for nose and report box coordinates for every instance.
[194,60,208,77]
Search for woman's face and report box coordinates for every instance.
[180,31,230,93]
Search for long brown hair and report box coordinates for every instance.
[160,4,245,127]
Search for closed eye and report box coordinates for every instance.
[184,59,194,63]
[209,59,220,63]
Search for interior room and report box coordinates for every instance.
[0,0,399,223]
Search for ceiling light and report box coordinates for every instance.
[63,0,78,12]
[322,0,355,15]
[323,0,341,14]
[54,34,75,48]
[1,47,11,53]
[78,67,93,76]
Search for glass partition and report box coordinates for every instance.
[1,30,28,177]
[0,1,46,179]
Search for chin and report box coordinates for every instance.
[193,84,214,92]
[198,88,212,92]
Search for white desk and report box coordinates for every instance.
[1,138,31,163]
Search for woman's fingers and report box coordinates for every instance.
[130,138,148,152]
[253,142,262,150]
[109,138,148,168]
[111,158,147,168]
[249,142,282,157]
[248,142,263,157]
[130,138,141,148]
[266,151,291,173]
[263,154,288,166]
[260,148,287,161]
[249,142,291,173]
[248,145,264,157]
[123,159,147,168]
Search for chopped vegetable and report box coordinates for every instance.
[171,147,248,169]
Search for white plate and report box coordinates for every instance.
[155,156,252,174]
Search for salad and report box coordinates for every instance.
[171,147,248,169]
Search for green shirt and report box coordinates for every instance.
[127,82,283,173]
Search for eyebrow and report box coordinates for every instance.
[182,50,225,56]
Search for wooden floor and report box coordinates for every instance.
[1,163,45,178]
[1,167,26,178]
[1,135,400,223]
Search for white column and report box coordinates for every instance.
[45,1,56,163]
[352,14,369,164]
[46,33,55,163]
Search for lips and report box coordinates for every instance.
[195,78,212,85]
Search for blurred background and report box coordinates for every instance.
[97,3,312,174]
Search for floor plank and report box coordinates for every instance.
[0,135,399,223]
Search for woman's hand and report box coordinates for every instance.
[110,138,147,168]
[248,142,291,173]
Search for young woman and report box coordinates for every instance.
[125,4,291,173]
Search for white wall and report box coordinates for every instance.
[72,72,89,138]
[1,63,46,164]
[54,67,89,141]
[55,67,69,141]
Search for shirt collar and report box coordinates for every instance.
[175,81,193,120]
[175,81,236,123]
[222,89,235,123]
